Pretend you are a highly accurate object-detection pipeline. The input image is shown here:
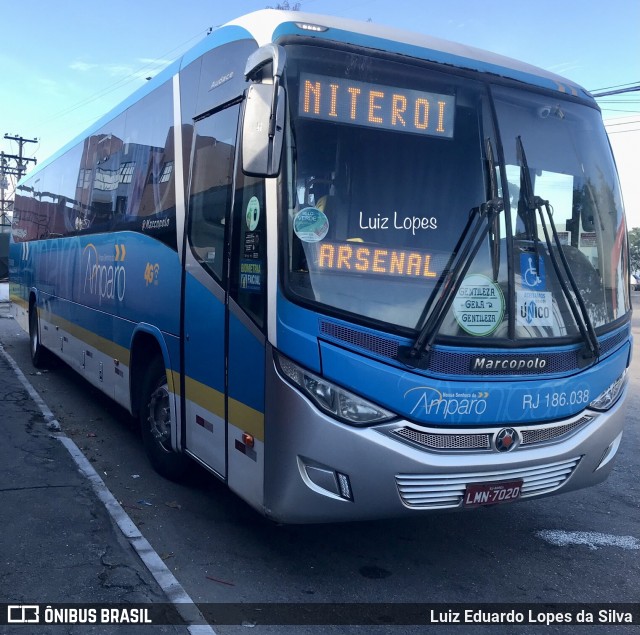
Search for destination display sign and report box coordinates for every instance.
[299,73,455,138]
[314,241,448,279]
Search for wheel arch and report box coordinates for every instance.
[28,287,39,312]
[27,287,52,369]
[129,325,177,425]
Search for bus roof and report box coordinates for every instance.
[229,10,591,100]
[23,9,593,182]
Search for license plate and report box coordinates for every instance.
[463,479,523,507]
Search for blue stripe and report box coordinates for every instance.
[319,339,629,425]
[16,232,181,336]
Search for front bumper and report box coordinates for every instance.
[263,353,627,524]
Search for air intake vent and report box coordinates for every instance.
[393,428,491,451]
[520,416,592,445]
[396,457,581,509]
[319,320,399,358]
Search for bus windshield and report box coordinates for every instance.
[283,45,629,341]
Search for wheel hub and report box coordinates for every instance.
[148,382,172,450]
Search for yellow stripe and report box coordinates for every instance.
[228,396,264,442]
[184,375,225,419]
[7,289,128,361]
[19,305,264,441]
[169,369,181,397]
[10,294,28,309]
[44,309,131,365]
[180,374,264,442]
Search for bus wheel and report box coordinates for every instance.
[29,302,49,369]
[140,358,190,481]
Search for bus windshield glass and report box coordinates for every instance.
[283,45,629,340]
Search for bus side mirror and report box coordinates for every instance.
[242,83,286,177]
[242,43,286,178]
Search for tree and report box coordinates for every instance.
[628,227,640,275]
[267,1,301,9]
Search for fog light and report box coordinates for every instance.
[299,458,354,501]
[337,472,353,501]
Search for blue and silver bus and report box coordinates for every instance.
[10,10,631,522]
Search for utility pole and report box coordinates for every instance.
[3,134,38,181]
[0,152,12,231]
[1,134,38,231]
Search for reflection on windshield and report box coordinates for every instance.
[495,88,629,332]
[284,47,629,342]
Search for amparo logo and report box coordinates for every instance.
[405,386,488,419]
[82,243,126,304]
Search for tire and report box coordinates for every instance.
[29,302,49,369]
[140,357,190,481]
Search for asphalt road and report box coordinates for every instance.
[0,292,638,634]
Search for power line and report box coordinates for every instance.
[600,108,640,114]
[607,128,640,134]
[589,80,640,93]
[35,27,212,128]
[592,85,640,98]
[605,119,640,127]
[597,98,640,103]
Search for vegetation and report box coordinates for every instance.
[629,227,640,275]
[268,1,301,9]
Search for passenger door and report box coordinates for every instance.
[226,169,267,507]
[182,104,240,477]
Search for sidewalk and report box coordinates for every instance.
[0,300,190,634]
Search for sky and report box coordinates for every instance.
[1,0,638,224]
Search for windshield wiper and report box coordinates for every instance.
[397,195,503,369]
[516,136,599,366]
[486,138,501,283]
[397,138,503,369]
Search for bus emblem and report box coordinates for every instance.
[494,428,519,452]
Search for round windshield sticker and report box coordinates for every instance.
[293,207,329,243]
[452,273,505,336]
[246,196,260,231]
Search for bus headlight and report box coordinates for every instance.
[276,353,395,425]
[589,370,627,412]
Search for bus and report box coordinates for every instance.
[10,10,631,523]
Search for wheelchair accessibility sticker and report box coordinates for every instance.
[520,253,546,290]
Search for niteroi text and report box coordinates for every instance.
[299,73,455,137]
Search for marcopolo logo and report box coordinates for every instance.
[142,217,171,231]
[81,243,127,304]
[405,386,489,420]
[471,356,548,373]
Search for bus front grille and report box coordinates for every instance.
[391,415,593,453]
[396,457,581,509]
[393,428,491,451]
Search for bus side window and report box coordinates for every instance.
[187,105,240,284]
[230,172,266,330]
